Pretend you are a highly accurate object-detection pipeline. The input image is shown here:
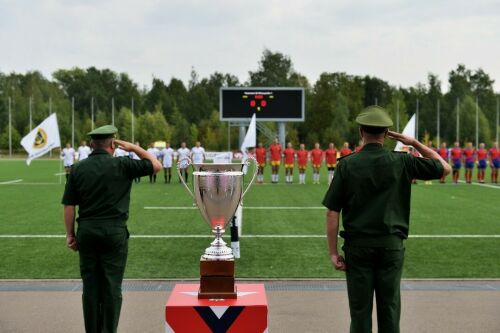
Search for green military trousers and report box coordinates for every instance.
[343,245,405,333]
[77,223,129,333]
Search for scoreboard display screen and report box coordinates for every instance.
[220,87,304,121]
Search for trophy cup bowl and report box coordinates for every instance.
[177,156,257,298]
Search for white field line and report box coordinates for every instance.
[3,182,60,185]
[54,172,66,176]
[144,206,325,210]
[458,180,500,189]
[1,234,499,239]
[0,179,23,185]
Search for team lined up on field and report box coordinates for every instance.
[428,140,499,184]
[60,138,500,185]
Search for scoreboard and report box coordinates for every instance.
[220,87,305,122]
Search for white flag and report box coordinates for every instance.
[394,114,415,152]
[21,113,61,165]
[240,113,256,154]
[240,113,257,174]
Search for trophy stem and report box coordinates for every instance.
[202,225,234,260]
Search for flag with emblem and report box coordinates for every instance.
[20,113,61,165]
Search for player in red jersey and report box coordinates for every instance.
[310,143,324,184]
[489,142,499,183]
[437,142,449,183]
[462,142,475,184]
[450,141,462,184]
[255,142,267,184]
[269,138,282,183]
[340,142,352,157]
[296,144,309,184]
[283,142,296,184]
[354,140,363,153]
[476,143,488,183]
[325,142,338,184]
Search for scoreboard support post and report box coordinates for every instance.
[239,123,247,148]
[278,122,286,148]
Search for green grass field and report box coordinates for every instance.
[0,158,499,279]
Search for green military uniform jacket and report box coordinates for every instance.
[62,149,153,222]
[323,143,444,247]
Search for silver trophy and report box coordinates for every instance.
[178,157,257,260]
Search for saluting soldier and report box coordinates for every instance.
[323,106,451,333]
[62,125,162,333]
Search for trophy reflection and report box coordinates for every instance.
[178,157,257,298]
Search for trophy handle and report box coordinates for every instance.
[177,157,195,199]
[241,155,258,199]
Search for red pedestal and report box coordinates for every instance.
[165,283,268,333]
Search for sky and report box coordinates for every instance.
[0,0,499,91]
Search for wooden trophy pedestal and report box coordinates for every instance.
[198,258,237,299]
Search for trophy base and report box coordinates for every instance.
[199,257,236,299]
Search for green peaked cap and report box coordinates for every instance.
[87,125,118,138]
[355,105,393,127]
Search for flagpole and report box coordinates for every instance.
[8,97,12,157]
[437,99,440,147]
[49,97,53,157]
[131,97,135,142]
[112,97,115,126]
[71,97,75,148]
[475,96,479,147]
[456,98,460,143]
[59,158,63,185]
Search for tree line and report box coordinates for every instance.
[0,49,498,153]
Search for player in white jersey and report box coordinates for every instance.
[61,143,76,182]
[191,141,206,164]
[147,143,161,183]
[77,140,92,161]
[177,142,191,183]
[129,142,142,183]
[161,142,175,184]
[113,147,129,157]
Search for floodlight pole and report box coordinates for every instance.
[131,97,135,143]
[415,99,419,140]
[496,97,499,143]
[456,98,460,143]
[437,99,440,147]
[8,97,12,157]
[111,97,115,126]
[71,97,75,148]
[29,95,33,131]
[278,122,286,148]
[91,97,94,130]
[475,96,479,148]
[396,100,400,132]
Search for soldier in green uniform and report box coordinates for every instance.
[323,106,451,333]
[62,125,162,333]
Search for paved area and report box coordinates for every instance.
[1,280,499,332]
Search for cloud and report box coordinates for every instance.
[0,0,499,91]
